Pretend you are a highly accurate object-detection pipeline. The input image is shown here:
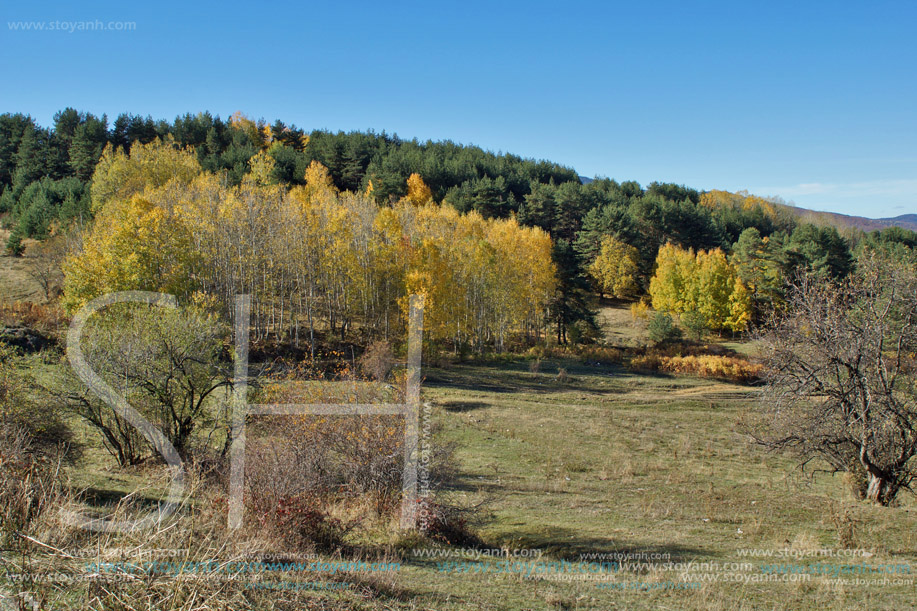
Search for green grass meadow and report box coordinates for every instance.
[6,303,916,610]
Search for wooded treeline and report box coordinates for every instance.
[62,142,555,353]
[3,109,917,345]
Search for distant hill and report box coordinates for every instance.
[887,214,917,225]
[786,206,917,233]
[579,173,915,234]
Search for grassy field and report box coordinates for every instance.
[396,359,917,610]
[6,303,917,609]
[0,228,47,303]
[41,355,916,610]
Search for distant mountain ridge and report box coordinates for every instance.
[576,176,916,234]
[787,207,917,233]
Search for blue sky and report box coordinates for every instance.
[1,0,914,218]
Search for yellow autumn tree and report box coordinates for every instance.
[694,248,738,331]
[726,276,753,332]
[649,243,752,333]
[229,111,267,149]
[648,242,697,313]
[303,160,337,200]
[405,173,433,205]
[588,235,640,299]
[62,191,199,312]
[90,137,201,212]
[247,149,277,186]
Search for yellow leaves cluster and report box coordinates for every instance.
[398,204,555,345]
[588,235,640,299]
[404,173,433,206]
[90,137,201,213]
[64,151,556,349]
[699,189,779,219]
[246,149,277,186]
[648,243,752,332]
[62,192,199,312]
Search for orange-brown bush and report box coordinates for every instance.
[629,353,763,383]
[0,300,65,332]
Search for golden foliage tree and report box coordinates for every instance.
[588,235,640,299]
[89,137,201,212]
[62,192,199,312]
[405,173,433,206]
[649,243,752,333]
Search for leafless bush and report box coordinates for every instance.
[831,504,859,549]
[358,340,395,381]
[416,498,479,546]
[27,237,67,303]
[528,358,541,374]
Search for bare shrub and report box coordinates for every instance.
[358,340,395,381]
[416,498,478,546]
[248,492,347,552]
[831,505,859,549]
[243,372,461,548]
[528,358,541,374]
[27,237,67,303]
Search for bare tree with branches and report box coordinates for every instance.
[27,237,67,303]
[54,304,232,465]
[752,251,917,505]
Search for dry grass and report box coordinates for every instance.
[0,229,47,304]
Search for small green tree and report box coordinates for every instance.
[4,228,24,256]
[647,312,682,345]
[681,310,707,342]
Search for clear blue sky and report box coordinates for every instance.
[1,0,914,218]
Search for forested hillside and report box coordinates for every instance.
[2,109,916,347]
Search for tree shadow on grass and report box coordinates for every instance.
[440,400,490,412]
[480,525,708,563]
[75,485,166,511]
[423,361,626,396]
